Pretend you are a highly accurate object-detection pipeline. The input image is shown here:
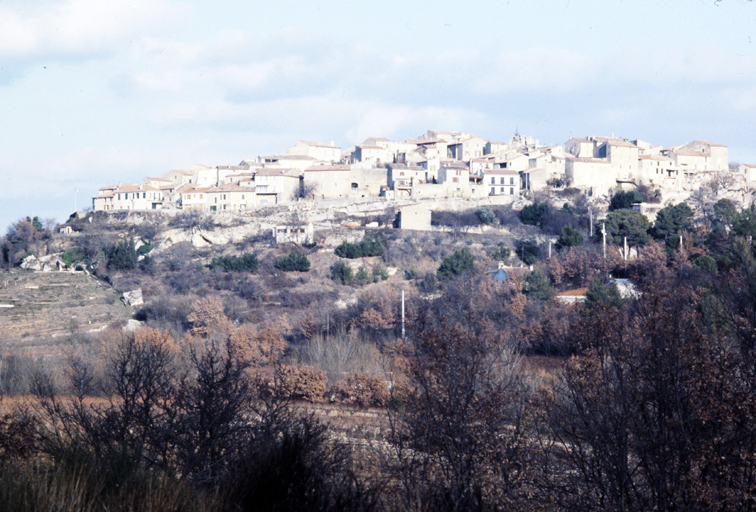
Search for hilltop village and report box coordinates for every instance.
[92,130,751,215]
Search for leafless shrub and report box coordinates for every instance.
[302,331,381,382]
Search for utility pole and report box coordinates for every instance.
[602,222,607,259]
[623,237,628,261]
[589,208,594,237]
[548,241,552,259]
[401,290,405,340]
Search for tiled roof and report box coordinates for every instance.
[255,168,300,177]
[262,154,316,161]
[689,140,726,148]
[304,164,351,172]
[674,149,707,157]
[485,169,520,175]
[297,140,339,149]
[115,184,160,193]
[208,184,256,193]
[387,163,425,171]
[569,156,611,164]
[607,140,638,149]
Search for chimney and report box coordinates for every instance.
[330,141,335,147]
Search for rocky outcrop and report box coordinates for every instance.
[20,253,65,272]
[121,289,144,307]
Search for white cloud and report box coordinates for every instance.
[0,0,182,58]
[472,47,597,94]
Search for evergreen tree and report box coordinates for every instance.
[556,225,583,250]
[437,248,475,280]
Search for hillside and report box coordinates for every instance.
[0,271,131,355]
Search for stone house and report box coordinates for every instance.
[639,155,680,187]
[302,164,353,199]
[387,163,435,189]
[180,186,211,211]
[565,156,614,195]
[447,135,488,161]
[93,184,164,211]
[161,169,195,185]
[739,163,756,189]
[206,184,256,211]
[483,169,520,197]
[396,204,432,230]
[354,145,390,165]
[438,161,470,197]
[258,154,317,172]
[273,222,314,245]
[286,140,341,163]
[484,141,509,155]
[254,168,302,203]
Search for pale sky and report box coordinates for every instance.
[2,0,755,231]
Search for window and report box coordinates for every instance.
[500,187,505,193]
[491,187,495,194]
[510,187,514,195]
[500,177,505,185]
[490,177,495,184]
[510,177,514,185]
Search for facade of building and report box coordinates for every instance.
[93,184,164,211]
[483,169,520,196]
[206,184,256,211]
[180,186,211,211]
[254,168,302,203]
[286,140,341,162]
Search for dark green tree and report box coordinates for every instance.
[475,208,496,225]
[733,205,756,238]
[584,275,626,309]
[274,253,310,272]
[693,255,718,274]
[334,236,384,259]
[437,248,475,280]
[330,261,353,284]
[516,240,540,265]
[597,209,651,247]
[651,202,693,239]
[556,225,584,250]
[211,253,259,272]
[713,198,739,228]
[609,190,643,211]
[524,268,554,301]
[106,239,139,270]
[519,202,549,226]
[490,243,511,261]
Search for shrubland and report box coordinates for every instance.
[3,194,756,509]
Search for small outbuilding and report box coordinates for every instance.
[273,222,314,245]
[396,204,431,230]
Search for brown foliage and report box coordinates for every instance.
[331,372,389,408]
[231,325,286,366]
[263,364,328,403]
[187,297,232,337]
